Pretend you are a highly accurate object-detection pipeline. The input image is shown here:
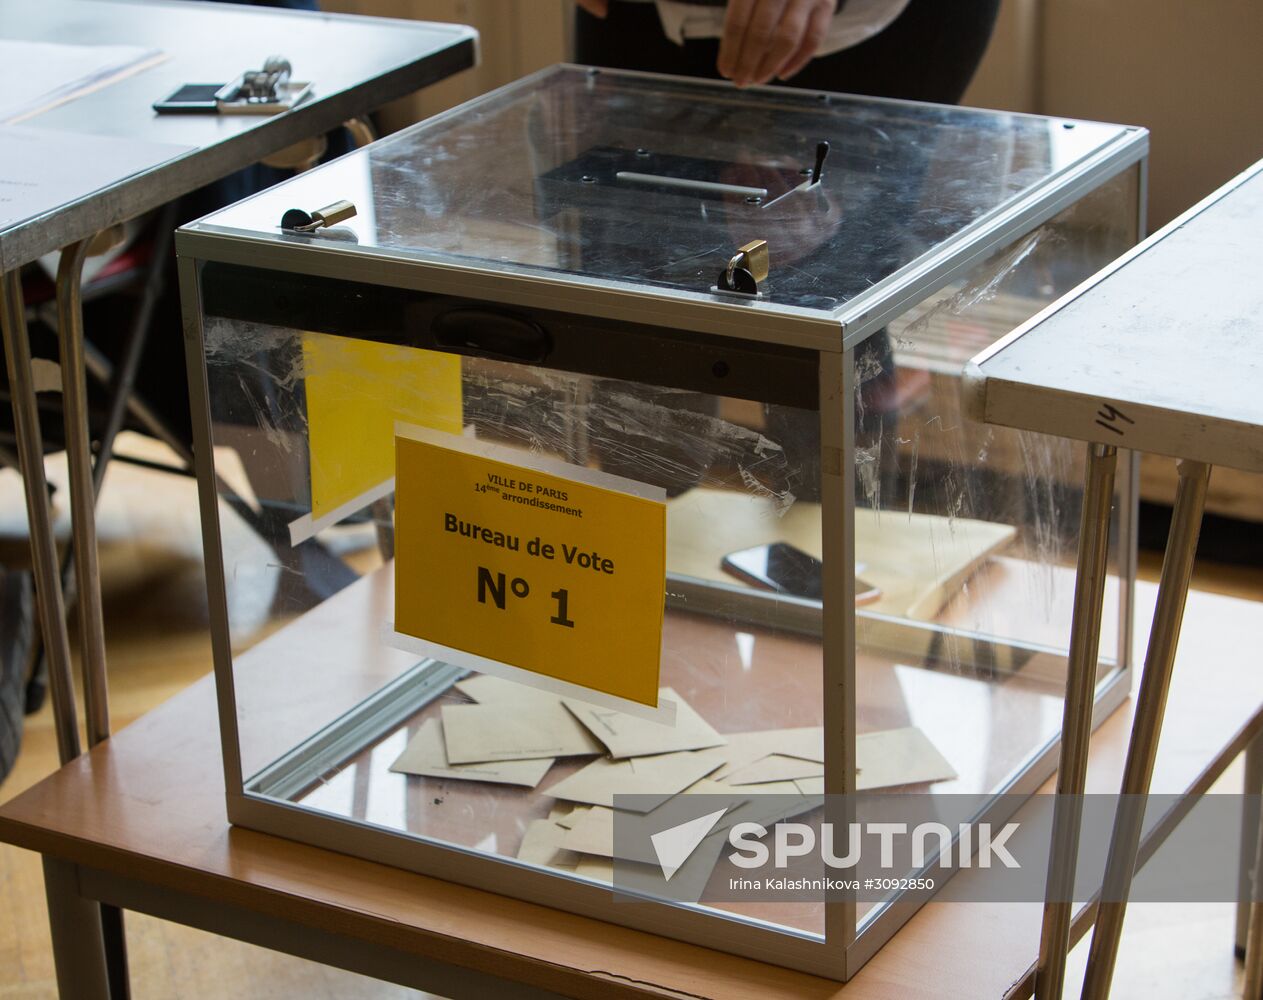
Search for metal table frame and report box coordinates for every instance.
[0,3,476,996]
[0,3,475,751]
[966,157,1263,998]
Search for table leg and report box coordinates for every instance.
[1239,732,1263,957]
[55,239,111,747]
[1035,441,1117,1000]
[0,271,81,765]
[1244,774,1263,999]
[56,237,134,998]
[43,857,110,1000]
[1080,458,1211,999]
[23,206,179,707]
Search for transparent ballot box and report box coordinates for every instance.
[177,66,1147,980]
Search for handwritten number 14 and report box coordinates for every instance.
[1096,403,1135,437]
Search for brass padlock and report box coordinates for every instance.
[280,199,357,233]
[720,239,769,294]
[736,239,769,284]
[309,200,356,228]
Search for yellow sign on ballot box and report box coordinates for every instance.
[390,425,668,718]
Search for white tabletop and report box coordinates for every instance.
[964,158,1263,473]
[0,0,476,271]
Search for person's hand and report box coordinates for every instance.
[575,0,609,17]
[718,0,834,87]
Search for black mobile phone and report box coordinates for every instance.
[153,83,226,114]
[721,543,881,605]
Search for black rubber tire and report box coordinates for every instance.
[0,567,36,784]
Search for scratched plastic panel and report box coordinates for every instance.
[844,164,1142,942]
[848,165,1140,812]
[198,314,826,934]
[195,66,1132,315]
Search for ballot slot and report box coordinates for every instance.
[538,145,808,207]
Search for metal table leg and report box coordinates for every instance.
[1239,732,1263,958]
[1035,442,1118,1000]
[56,236,133,999]
[1080,458,1211,999]
[5,264,131,1000]
[0,270,81,765]
[55,237,111,748]
[26,206,180,702]
[1244,759,1263,999]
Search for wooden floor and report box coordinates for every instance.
[0,434,1259,999]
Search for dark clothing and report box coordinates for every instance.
[575,0,1001,105]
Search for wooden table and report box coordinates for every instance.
[965,158,1263,998]
[1,580,1259,1000]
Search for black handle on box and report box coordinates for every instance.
[432,308,552,363]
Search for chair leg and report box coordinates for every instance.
[101,904,131,1000]
[92,204,178,486]
[344,115,376,148]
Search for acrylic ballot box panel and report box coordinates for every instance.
[178,66,1147,980]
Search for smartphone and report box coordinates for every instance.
[153,83,227,114]
[721,543,881,605]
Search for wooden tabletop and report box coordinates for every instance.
[964,158,1263,473]
[1,581,1260,1000]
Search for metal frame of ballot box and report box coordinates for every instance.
[177,65,1151,982]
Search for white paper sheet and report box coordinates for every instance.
[0,39,165,124]
[0,125,191,231]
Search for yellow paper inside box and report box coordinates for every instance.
[303,333,462,517]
